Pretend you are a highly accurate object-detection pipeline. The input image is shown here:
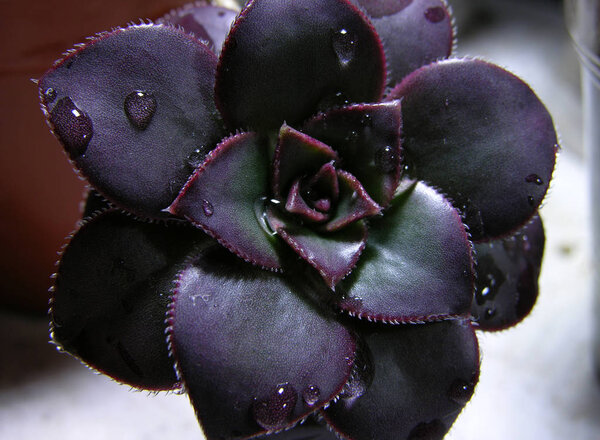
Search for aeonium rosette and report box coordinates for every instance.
[38,0,558,439]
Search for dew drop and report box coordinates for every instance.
[332,28,357,68]
[254,197,277,236]
[521,234,531,251]
[447,377,475,405]
[302,385,321,407]
[124,90,157,130]
[44,87,57,103]
[345,130,359,143]
[484,307,497,320]
[360,112,372,127]
[202,199,214,217]
[252,383,298,431]
[49,97,93,157]
[407,419,446,440]
[340,337,373,402]
[525,173,543,185]
[186,148,206,171]
[318,91,350,111]
[424,6,446,23]
[374,145,398,173]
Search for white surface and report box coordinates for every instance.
[2,2,600,439]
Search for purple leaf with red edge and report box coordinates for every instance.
[167,132,283,270]
[267,207,368,290]
[285,178,330,224]
[215,0,386,130]
[303,101,403,207]
[337,181,474,323]
[51,210,208,391]
[388,58,558,240]
[274,125,338,199]
[159,2,238,54]
[168,245,355,439]
[323,319,480,440]
[351,0,454,86]
[324,170,381,232]
[472,214,545,331]
[39,25,226,218]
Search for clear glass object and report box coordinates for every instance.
[565,0,600,378]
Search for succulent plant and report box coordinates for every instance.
[38,0,558,439]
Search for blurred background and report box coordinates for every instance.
[1,0,599,438]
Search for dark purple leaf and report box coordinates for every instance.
[51,210,208,390]
[351,0,413,18]
[352,0,454,86]
[169,245,355,439]
[472,214,545,331]
[254,416,339,440]
[323,319,480,440]
[159,2,238,54]
[39,25,225,218]
[167,132,283,270]
[324,170,381,232]
[337,181,474,323]
[274,125,338,199]
[266,207,368,289]
[303,101,403,206]
[388,58,558,240]
[285,178,329,223]
[215,0,386,130]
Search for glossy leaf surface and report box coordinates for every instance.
[472,214,545,330]
[39,25,225,218]
[169,245,355,439]
[51,210,207,390]
[338,181,474,322]
[303,101,403,207]
[388,58,557,240]
[159,2,238,54]
[267,207,368,289]
[168,132,282,269]
[352,0,454,86]
[323,319,479,440]
[216,0,386,130]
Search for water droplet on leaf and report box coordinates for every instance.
[124,91,156,130]
[317,91,350,111]
[484,307,497,319]
[447,377,475,405]
[340,338,373,402]
[254,197,277,236]
[49,97,93,157]
[252,383,298,431]
[44,87,57,103]
[332,28,357,68]
[202,199,214,217]
[374,145,397,173]
[424,6,446,23]
[186,148,205,171]
[525,174,543,185]
[360,112,372,127]
[302,385,321,407]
